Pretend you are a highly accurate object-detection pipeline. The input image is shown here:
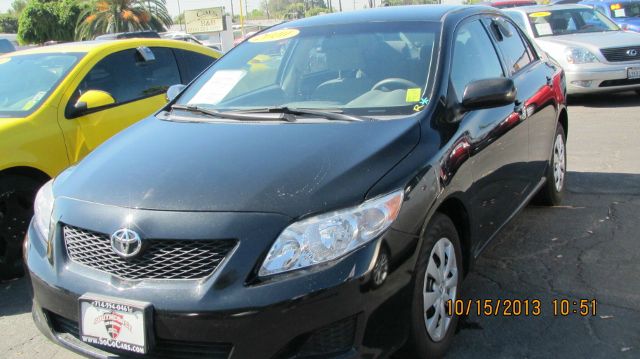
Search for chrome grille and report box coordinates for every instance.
[600,46,640,62]
[63,225,236,280]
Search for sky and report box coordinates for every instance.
[0,0,371,16]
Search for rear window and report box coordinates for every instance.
[608,2,640,18]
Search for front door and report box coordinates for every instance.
[57,47,181,163]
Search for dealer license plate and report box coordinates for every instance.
[79,294,151,354]
[628,67,640,79]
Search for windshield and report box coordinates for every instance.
[609,2,640,18]
[177,21,439,117]
[527,8,619,37]
[0,39,15,54]
[0,53,82,117]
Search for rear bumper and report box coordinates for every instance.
[25,211,417,359]
[565,63,640,94]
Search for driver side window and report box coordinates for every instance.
[450,20,504,102]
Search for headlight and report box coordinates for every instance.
[565,47,599,64]
[259,190,404,277]
[33,179,54,241]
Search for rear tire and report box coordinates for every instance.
[408,213,463,359]
[535,123,566,206]
[0,175,41,280]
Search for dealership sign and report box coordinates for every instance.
[185,7,225,33]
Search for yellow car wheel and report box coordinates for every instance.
[0,175,40,280]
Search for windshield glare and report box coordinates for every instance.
[609,2,640,18]
[0,53,81,117]
[527,8,619,37]
[177,22,439,117]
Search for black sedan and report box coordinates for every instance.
[25,5,567,359]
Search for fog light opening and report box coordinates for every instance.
[571,80,593,88]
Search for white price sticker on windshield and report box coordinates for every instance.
[535,23,553,36]
[187,70,246,106]
[613,9,626,17]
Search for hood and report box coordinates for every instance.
[536,30,640,51]
[0,117,22,129]
[56,116,420,217]
[616,18,640,32]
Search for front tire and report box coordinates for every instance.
[0,175,41,280]
[535,123,566,206]
[408,213,463,358]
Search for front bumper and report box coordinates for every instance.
[25,198,417,359]
[565,62,640,94]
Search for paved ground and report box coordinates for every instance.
[1,92,639,358]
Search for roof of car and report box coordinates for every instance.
[5,38,219,57]
[508,4,593,12]
[581,0,638,3]
[278,5,493,28]
[482,0,537,5]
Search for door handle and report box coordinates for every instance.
[546,76,553,88]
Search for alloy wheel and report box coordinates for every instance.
[553,134,566,192]
[422,237,458,342]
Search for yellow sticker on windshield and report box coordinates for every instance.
[249,29,299,43]
[0,58,11,65]
[529,11,551,18]
[406,88,422,103]
[22,91,46,110]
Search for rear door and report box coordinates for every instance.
[57,47,181,163]
[173,49,217,83]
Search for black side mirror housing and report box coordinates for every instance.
[461,77,516,112]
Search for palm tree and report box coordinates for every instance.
[76,0,172,40]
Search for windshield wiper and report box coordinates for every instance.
[239,107,367,122]
[170,104,294,122]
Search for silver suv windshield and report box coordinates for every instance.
[0,53,82,118]
[526,8,619,37]
[176,21,439,117]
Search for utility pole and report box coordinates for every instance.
[230,0,235,21]
[239,0,245,35]
[176,0,183,31]
[339,0,342,11]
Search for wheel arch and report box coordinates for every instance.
[558,107,568,138]
[0,166,51,184]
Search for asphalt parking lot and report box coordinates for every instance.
[1,92,639,359]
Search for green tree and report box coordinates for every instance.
[172,12,183,25]
[305,7,328,17]
[8,0,29,16]
[17,0,83,44]
[75,0,172,40]
[0,15,19,33]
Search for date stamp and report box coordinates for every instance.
[447,299,597,317]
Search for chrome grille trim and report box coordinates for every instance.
[63,225,236,280]
[600,46,640,62]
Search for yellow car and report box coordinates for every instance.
[0,38,220,278]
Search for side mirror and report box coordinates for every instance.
[461,78,516,111]
[166,84,186,102]
[70,90,115,117]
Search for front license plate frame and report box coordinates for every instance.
[628,67,640,79]
[78,293,153,355]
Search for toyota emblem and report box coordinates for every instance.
[110,228,142,258]
[627,49,638,57]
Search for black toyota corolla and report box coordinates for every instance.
[25,5,568,359]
